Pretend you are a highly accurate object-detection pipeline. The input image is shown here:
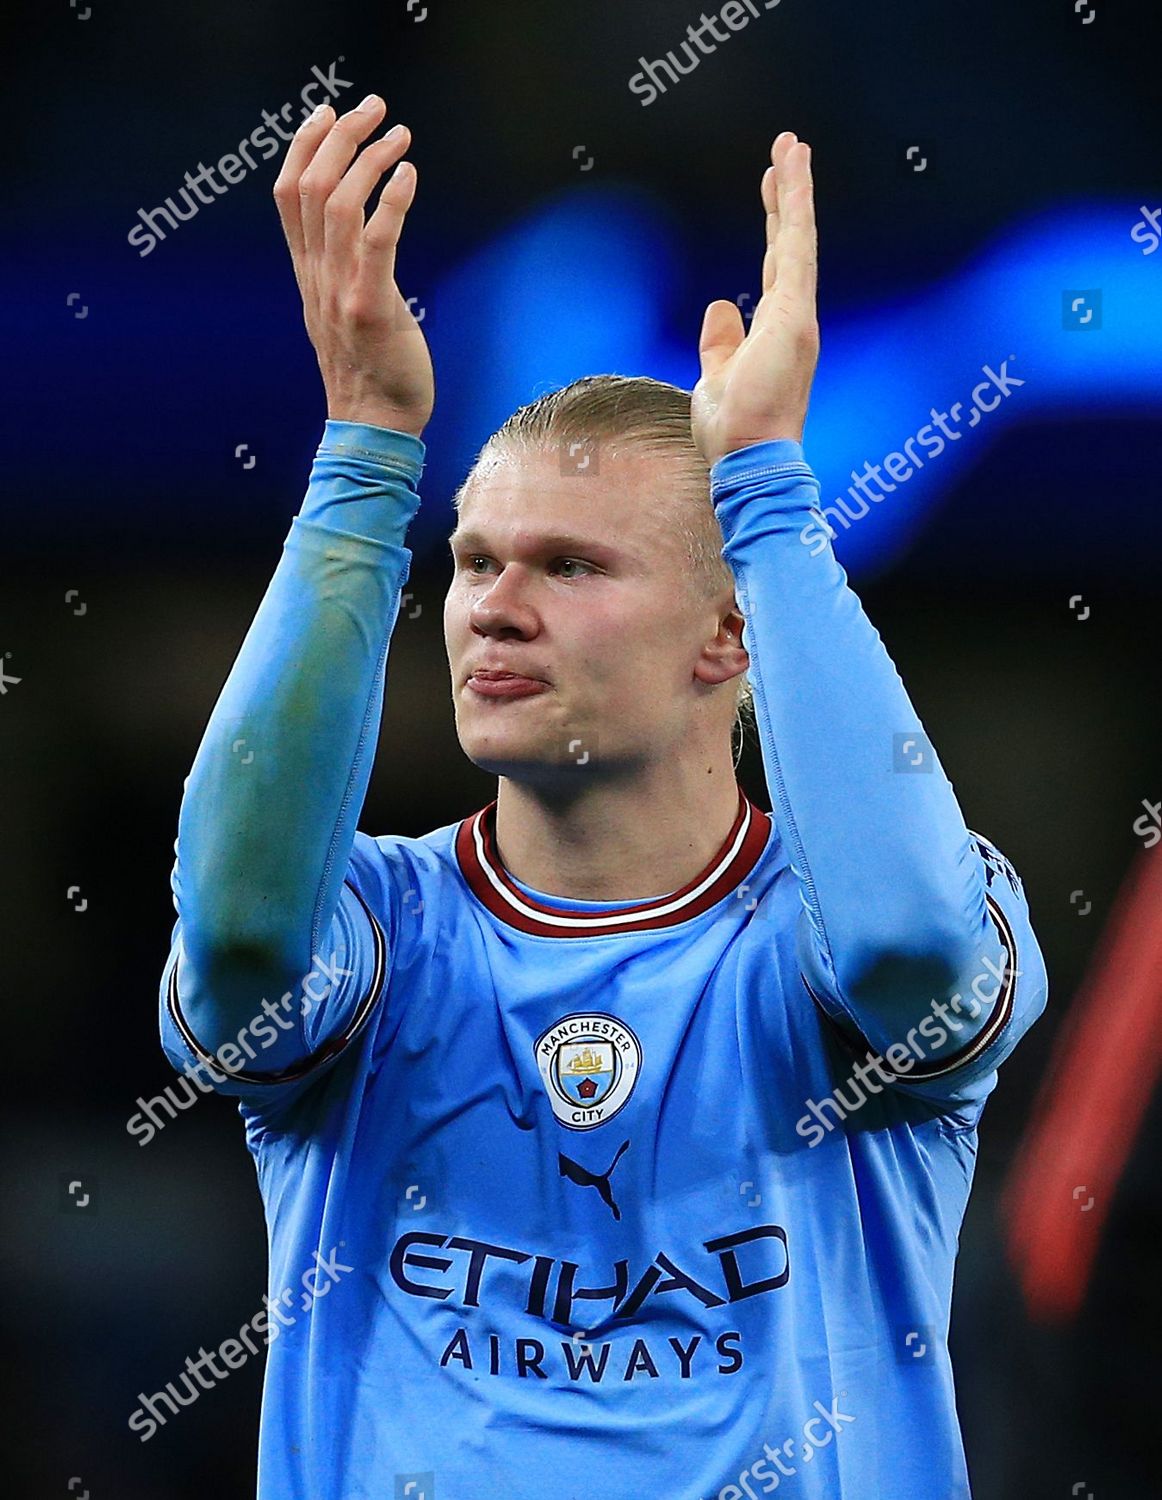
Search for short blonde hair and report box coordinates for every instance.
[453,374,756,765]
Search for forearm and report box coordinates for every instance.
[173,420,423,997]
[711,439,991,1029]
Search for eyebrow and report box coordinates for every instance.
[448,528,628,563]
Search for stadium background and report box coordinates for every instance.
[3,0,1160,1493]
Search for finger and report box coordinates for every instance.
[772,131,797,223]
[762,132,797,294]
[298,95,388,257]
[778,142,818,308]
[697,299,747,381]
[272,103,337,269]
[760,165,779,295]
[356,158,419,302]
[324,123,412,264]
[755,142,817,330]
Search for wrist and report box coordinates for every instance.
[711,434,803,465]
[326,400,428,439]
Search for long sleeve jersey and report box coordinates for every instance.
[150,420,1048,1500]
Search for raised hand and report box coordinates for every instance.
[690,132,819,466]
[273,94,434,437]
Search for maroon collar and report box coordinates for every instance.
[454,785,773,937]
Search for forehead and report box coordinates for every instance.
[450,445,687,562]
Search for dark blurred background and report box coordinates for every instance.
[4,0,1161,1494]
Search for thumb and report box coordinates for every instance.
[698,299,747,380]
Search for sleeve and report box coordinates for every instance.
[157,831,396,1108]
[711,439,1048,1114]
[155,420,424,1111]
[801,830,1048,1113]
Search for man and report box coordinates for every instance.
[156,93,1047,1499]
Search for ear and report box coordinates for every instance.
[694,606,749,687]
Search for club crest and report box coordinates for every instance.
[535,1013,642,1131]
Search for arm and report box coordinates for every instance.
[709,438,1046,1098]
[161,95,434,1094]
[693,135,1046,1099]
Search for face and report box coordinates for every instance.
[443,443,740,782]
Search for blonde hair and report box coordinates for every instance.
[452,374,756,766]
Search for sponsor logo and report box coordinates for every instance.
[390,1221,790,1379]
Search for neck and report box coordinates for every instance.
[492,753,743,901]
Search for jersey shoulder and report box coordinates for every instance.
[349,815,467,946]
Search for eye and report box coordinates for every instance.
[551,558,594,579]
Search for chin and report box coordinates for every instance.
[458,723,541,773]
[457,725,589,783]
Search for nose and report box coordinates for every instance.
[469,563,540,639]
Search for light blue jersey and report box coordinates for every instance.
[154,420,1047,1499]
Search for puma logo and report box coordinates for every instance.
[558,1139,630,1221]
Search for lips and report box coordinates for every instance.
[469,669,545,682]
[466,669,549,699]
